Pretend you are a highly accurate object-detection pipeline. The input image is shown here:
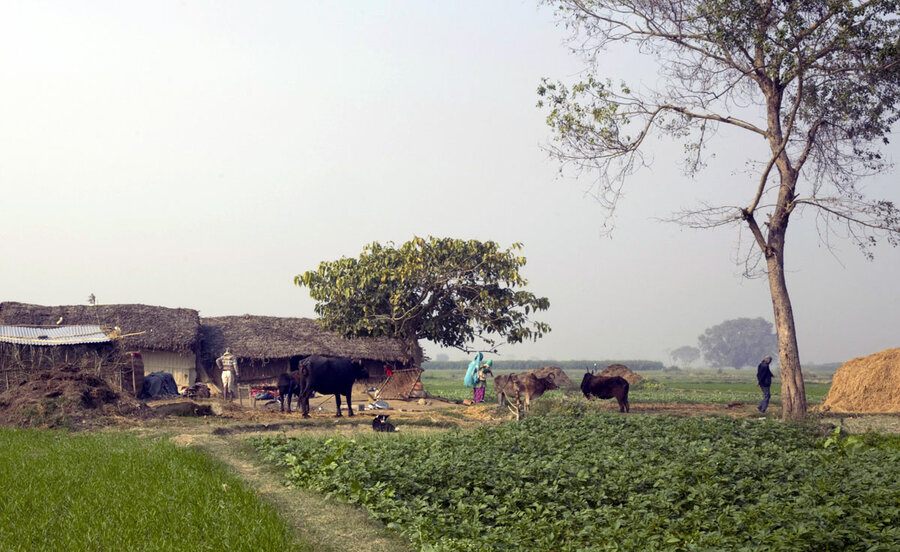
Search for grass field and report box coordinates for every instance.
[421,368,832,406]
[0,428,303,552]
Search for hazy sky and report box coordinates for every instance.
[2,1,897,365]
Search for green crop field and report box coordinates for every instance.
[252,412,900,551]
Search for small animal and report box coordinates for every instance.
[372,414,396,432]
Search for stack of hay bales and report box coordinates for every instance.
[820,348,900,413]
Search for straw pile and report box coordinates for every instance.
[600,364,643,385]
[820,348,900,413]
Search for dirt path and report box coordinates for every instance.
[167,424,416,552]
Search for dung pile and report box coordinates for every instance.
[820,348,900,413]
[600,364,643,385]
[0,363,150,428]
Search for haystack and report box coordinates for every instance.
[599,364,642,385]
[820,348,900,413]
[531,366,576,390]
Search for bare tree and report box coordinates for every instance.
[538,0,900,419]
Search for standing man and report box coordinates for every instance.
[216,347,239,401]
[756,355,774,413]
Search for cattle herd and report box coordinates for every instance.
[494,365,630,413]
[274,355,631,419]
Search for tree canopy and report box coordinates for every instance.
[294,237,550,353]
[538,0,899,419]
[698,317,778,369]
[671,345,701,366]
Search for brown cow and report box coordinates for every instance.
[494,372,559,412]
[493,374,515,406]
[513,373,559,411]
[530,366,575,390]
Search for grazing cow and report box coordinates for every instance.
[513,373,559,411]
[530,366,575,391]
[494,372,558,412]
[494,374,515,406]
[580,372,630,413]
[295,355,368,418]
[494,366,572,407]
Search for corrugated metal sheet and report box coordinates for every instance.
[0,325,111,346]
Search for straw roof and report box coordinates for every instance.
[200,315,421,366]
[0,302,199,353]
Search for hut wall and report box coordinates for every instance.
[141,350,196,389]
[0,342,141,397]
[205,357,290,389]
[236,358,290,384]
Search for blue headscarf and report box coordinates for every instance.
[464,352,483,387]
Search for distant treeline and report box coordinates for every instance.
[802,362,842,375]
[423,359,667,372]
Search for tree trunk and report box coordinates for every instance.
[766,243,807,420]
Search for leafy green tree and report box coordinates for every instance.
[670,345,701,367]
[295,237,550,354]
[538,0,900,419]
[698,318,778,369]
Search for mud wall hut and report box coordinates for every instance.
[199,315,424,399]
[0,302,201,391]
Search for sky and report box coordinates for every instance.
[1,1,897,365]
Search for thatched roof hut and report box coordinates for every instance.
[0,301,199,353]
[0,302,201,392]
[200,315,418,363]
[199,315,424,399]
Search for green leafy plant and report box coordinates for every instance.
[253,413,900,551]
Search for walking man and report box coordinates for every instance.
[216,347,240,401]
[756,355,774,413]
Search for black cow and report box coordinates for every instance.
[277,369,306,413]
[294,355,368,418]
[580,372,630,413]
[277,355,309,413]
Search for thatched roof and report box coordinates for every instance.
[200,315,421,366]
[0,302,199,353]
